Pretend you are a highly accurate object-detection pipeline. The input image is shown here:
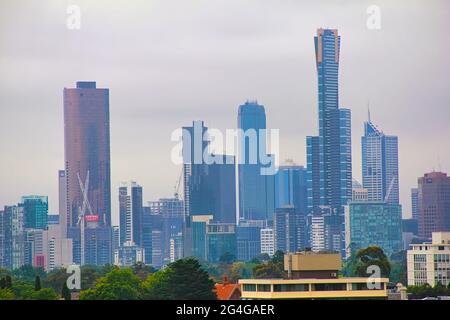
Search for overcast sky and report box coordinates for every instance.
[1,0,449,225]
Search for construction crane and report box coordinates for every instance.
[384,176,396,203]
[173,167,183,200]
[77,171,94,266]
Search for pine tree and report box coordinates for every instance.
[5,275,12,289]
[34,275,41,291]
[61,281,71,300]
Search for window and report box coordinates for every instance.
[312,283,346,291]
[257,284,271,292]
[242,284,256,292]
[273,284,309,292]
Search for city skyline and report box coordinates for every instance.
[1,1,450,226]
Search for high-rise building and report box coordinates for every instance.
[407,232,450,286]
[275,161,307,215]
[112,226,120,253]
[274,207,307,253]
[24,229,46,268]
[238,101,275,221]
[191,215,213,261]
[64,81,111,228]
[411,187,419,220]
[182,120,237,256]
[114,241,145,267]
[58,169,68,237]
[21,195,48,230]
[119,182,143,247]
[148,198,184,266]
[236,220,265,261]
[308,206,342,253]
[68,215,112,266]
[344,202,402,258]
[361,115,399,204]
[142,206,153,265]
[306,29,352,254]
[1,206,25,270]
[417,172,450,239]
[0,210,4,267]
[260,228,275,257]
[47,214,59,225]
[206,222,237,263]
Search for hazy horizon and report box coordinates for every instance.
[1,0,449,225]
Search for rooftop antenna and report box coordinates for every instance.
[367,100,371,122]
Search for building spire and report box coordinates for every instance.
[367,101,371,122]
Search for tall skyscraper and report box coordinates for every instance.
[306,29,352,254]
[119,182,143,247]
[238,101,275,221]
[0,209,4,268]
[64,81,111,228]
[417,172,450,239]
[361,115,399,204]
[1,206,25,270]
[21,195,48,230]
[182,120,237,256]
[274,160,307,214]
[58,169,68,238]
[411,187,419,220]
[148,198,184,266]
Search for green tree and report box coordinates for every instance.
[12,265,45,283]
[142,268,174,300]
[0,288,15,300]
[0,277,6,289]
[61,281,71,300]
[389,250,407,285]
[81,265,102,290]
[271,250,285,264]
[34,275,41,291]
[43,268,69,293]
[352,246,391,277]
[252,251,285,279]
[79,268,142,300]
[219,252,236,265]
[132,262,155,281]
[142,258,216,300]
[11,281,34,300]
[5,275,12,289]
[252,261,285,279]
[229,261,254,282]
[31,288,58,300]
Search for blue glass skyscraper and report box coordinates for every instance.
[361,114,399,204]
[275,162,307,215]
[182,121,237,257]
[306,29,352,253]
[238,101,275,221]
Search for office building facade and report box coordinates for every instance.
[21,196,48,230]
[306,29,352,254]
[345,201,402,257]
[417,172,450,239]
[407,232,450,286]
[238,101,275,221]
[119,182,143,247]
[361,117,399,204]
[64,81,111,228]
